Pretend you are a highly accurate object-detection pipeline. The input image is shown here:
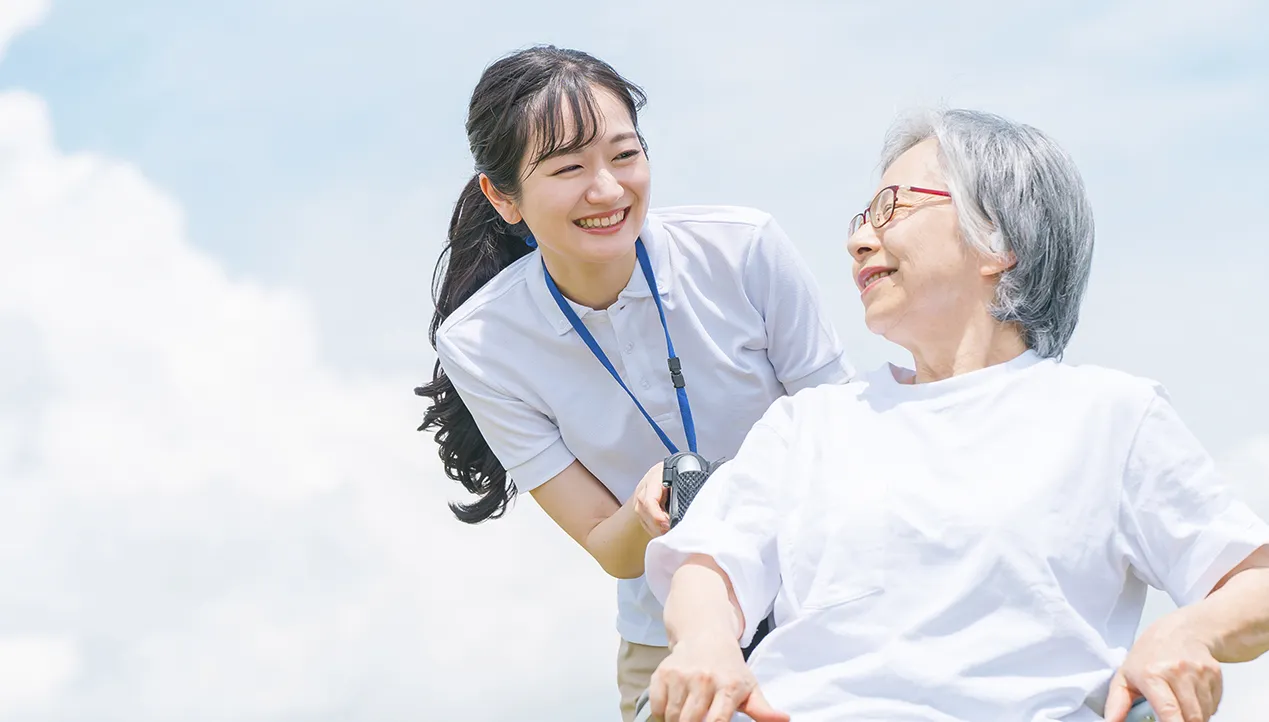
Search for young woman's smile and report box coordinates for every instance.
[573,205,631,234]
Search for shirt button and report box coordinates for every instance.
[624,343,634,354]
[641,378,651,389]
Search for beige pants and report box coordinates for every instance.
[617,639,670,722]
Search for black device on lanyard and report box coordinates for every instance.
[661,450,724,528]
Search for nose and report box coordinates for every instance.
[586,168,623,206]
[847,222,879,262]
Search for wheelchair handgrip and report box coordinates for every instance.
[1125,697,1157,722]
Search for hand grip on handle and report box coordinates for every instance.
[632,690,653,722]
[1125,698,1157,722]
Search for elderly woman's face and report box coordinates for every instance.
[847,139,1003,345]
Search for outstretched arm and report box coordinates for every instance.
[642,406,800,722]
[648,554,787,722]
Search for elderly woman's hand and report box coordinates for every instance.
[647,635,787,722]
[1104,613,1223,722]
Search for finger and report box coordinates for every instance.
[1193,676,1215,722]
[1169,675,1205,722]
[676,680,715,722]
[703,686,744,722]
[635,492,665,537]
[642,508,662,538]
[1103,671,1135,722]
[739,686,791,722]
[662,675,690,722]
[1210,668,1224,717]
[640,482,667,519]
[1138,676,1184,722]
[648,671,668,720]
[634,500,657,538]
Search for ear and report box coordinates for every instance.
[478,174,522,225]
[979,246,1017,278]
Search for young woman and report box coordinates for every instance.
[414,45,854,721]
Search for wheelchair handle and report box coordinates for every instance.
[632,691,1157,721]
[1125,697,1158,722]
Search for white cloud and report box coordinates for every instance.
[0,635,79,717]
[0,0,45,59]
[0,75,617,722]
[1224,436,1269,514]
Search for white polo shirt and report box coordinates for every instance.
[435,205,854,646]
[646,351,1269,721]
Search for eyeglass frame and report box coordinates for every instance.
[848,185,952,237]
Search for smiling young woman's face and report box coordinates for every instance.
[492,85,651,267]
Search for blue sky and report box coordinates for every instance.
[1,1,1267,720]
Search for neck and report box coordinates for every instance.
[540,246,638,310]
[900,308,1030,384]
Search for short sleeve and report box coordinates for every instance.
[1119,384,1269,607]
[435,333,576,493]
[644,403,793,647]
[743,215,854,395]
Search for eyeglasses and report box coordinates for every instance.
[848,185,952,237]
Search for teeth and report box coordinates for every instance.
[865,270,895,286]
[576,209,626,229]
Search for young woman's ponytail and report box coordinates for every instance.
[415,174,530,524]
[416,44,648,523]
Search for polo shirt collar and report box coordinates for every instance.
[527,214,673,336]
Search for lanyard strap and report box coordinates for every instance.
[543,238,698,455]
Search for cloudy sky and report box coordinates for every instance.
[0,0,1266,720]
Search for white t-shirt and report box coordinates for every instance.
[645,351,1269,721]
[436,205,854,646]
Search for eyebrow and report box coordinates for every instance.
[542,131,640,163]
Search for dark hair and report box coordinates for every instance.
[414,45,649,524]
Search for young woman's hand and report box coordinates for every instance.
[632,461,671,537]
[647,635,787,722]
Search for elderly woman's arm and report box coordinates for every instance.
[1188,549,1269,662]
[1105,386,1269,722]
[663,554,745,647]
[652,555,789,722]
[1107,549,1269,722]
[642,409,797,722]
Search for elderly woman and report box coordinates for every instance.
[640,109,1269,722]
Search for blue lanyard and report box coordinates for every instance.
[542,238,698,455]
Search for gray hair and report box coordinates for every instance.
[878,108,1095,358]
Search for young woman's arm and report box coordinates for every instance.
[433,329,676,578]
[532,460,667,579]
